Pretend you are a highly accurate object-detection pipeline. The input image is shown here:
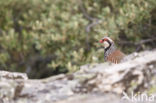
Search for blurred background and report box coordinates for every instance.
[0,0,155,79]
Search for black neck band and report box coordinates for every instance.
[104,41,111,51]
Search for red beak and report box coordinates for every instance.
[99,40,103,43]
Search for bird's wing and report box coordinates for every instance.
[107,50,125,64]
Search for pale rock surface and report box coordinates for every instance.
[0,49,156,103]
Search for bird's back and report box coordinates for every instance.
[107,50,125,64]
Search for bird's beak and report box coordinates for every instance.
[99,40,103,43]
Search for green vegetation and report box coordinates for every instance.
[0,0,155,78]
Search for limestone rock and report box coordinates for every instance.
[0,49,156,103]
[0,70,28,80]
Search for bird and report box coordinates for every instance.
[99,37,125,64]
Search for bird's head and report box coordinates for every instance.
[99,37,114,49]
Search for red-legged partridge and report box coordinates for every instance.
[99,37,125,64]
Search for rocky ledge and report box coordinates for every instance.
[0,49,156,103]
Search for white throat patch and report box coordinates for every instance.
[103,41,110,49]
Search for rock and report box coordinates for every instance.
[0,49,156,103]
[0,71,28,103]
[75,50,156,94]
[55,93,122,103]
[0,70,28,80]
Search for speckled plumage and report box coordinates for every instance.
[100,37,125,64]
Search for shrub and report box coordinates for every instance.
[0,0,155,78]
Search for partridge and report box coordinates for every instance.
[99,37,125,64]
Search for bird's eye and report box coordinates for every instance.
[99,38,109,43]
[103,38,108,41]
